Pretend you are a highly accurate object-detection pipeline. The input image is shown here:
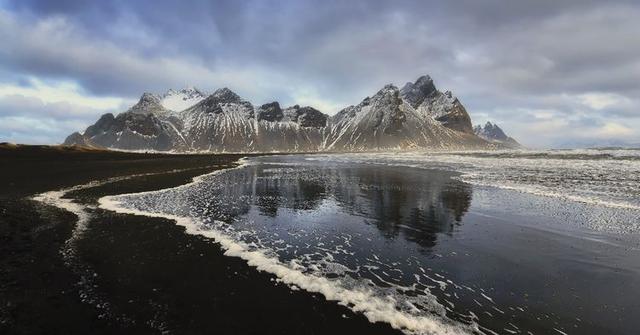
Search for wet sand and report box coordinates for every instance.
[0,145,401,334]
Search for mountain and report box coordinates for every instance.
[64,76,515,152]
[64,93,187,151]
[159,87,207,111]
[127,93,169,115]
[175,88,327,152]
[474,122,521,148]
[326,85,484,150]
[400,75,474,134]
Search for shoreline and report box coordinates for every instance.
[92,153,640,335]
[96,157,476,335]
[0,147,403,334]
[4,146,639,334]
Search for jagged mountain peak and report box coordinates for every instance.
[182,87,249,116]
[475,122,506,137]
[211,87,242,102]
[474,122,521,148]
[257,102,283,122]
[128,92,167,115]
[484,121,496,128]
[416,74,433,83]
[409,75,435,94]
[400,75,474,134]
[354,84,404,114]
[140,92,161,102]
[352,84,402,109]
[283,105,327,128]
[400,75,438,108]
[181,86,204,94]
[164,86,206,97]
[379,84,399,93]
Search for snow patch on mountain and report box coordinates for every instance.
[64,75,517,152]
[159,87,207,112]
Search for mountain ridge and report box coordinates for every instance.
[64,75,518,152]
[474,122,521,148]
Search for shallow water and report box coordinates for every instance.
[311,149,640,213]
[106,152,640,335]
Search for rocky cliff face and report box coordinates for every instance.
[283,105,328,128]
[174,88,326,152]
[256,102,284,122]
[127,93,168,115]
[474,122,521,148]
[63,93,187,151]
[326,85,485,151]
[64,75,513,152]
[400,75,474,134]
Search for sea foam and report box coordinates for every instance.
[97,158,480,335]
[98,196,478,335]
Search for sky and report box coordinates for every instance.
[0,0,638,148]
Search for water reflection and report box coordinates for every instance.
[210,162,472,250]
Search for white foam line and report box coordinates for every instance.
[31,163,240,328]
[100,197,478,335]
[33,190,91,248]
[423,274,448,291]
[480,292,494,304]
[307,152,640,211]
[97,158,481,335]
[553,328,569,335]
[33,186,119,322]
[461,179,640,211]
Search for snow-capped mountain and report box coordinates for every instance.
[325,84,484,151]
[64,75,516,152]
[64,92,187,151]
[474,122,521,148]
[159,87,207,111]
[400,75,474,134]
[127,93,169,115]
[175,88,328,152]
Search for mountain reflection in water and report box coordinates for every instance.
[207,162,472,251]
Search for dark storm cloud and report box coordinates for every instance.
[1,0,639,146]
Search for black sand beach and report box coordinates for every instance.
[0,145,401,334]
[3,146,640,335]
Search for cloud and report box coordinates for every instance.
[0,1,639,146]
[594,122,634,138]
[0,78,133,144]
[0,8,350,112]
[0,78,128,111]
[576,93,632,110]
[0,115,88,144]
